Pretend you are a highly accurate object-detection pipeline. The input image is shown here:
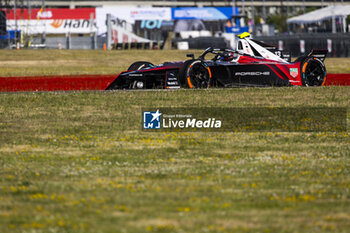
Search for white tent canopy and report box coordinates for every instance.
[287,5,350,24]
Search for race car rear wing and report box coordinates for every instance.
[308,49,328,62]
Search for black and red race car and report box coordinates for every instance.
[107,33,327,90]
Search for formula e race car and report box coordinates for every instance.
[106,33,327,90]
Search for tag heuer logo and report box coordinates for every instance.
[290,68,299,78]
[143,110,162,129]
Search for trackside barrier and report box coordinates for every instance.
[112,41,164,50]
[173,37,228,49]
[256,33,350,57]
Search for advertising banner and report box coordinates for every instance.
[97,7,237,36]
[225,26,249,34]
[6,7,238,36]
[6,8,95,20]
[110,16,150,43]
[6,8,96,34]
[96,7,171,35]
[172,7,237,20]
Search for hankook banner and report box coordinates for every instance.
[6,8,96,34]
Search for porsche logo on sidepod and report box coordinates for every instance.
[235,72,270,76]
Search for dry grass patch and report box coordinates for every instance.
[0,50,349,76]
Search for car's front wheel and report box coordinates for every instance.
[179,60,212,88]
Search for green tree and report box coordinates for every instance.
[266,15,288,33]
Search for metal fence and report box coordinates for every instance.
[256,33,350,57]
[0,0,46,48]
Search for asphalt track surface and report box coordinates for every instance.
[0,73,349,92]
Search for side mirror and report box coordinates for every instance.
[186,54,195,59]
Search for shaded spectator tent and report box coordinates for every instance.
[287,5,350,33]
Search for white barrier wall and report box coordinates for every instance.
[110,17,150,43]
[96,6,171,36]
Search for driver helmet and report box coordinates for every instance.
[221,52,235,61]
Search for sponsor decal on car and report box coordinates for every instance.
[235,72,270,76]
[129,74,143,77]
[289,68,299,78]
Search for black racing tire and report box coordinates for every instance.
[300,57,327,86]
[127,61,154,71]
[178,60,212,88]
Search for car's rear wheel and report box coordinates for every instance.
[301,58,326,86]
[179,60,212,88]
[127,61,154,71]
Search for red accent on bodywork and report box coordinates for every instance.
[237,56,262,63]
[237,55,303,86]
[237,55,279,64]
[265,64,288,80]
[270,63,303,86]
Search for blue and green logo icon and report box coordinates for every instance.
[143,110,162,129]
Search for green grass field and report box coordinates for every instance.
[0,50,350,77]
[0,50,350,233]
